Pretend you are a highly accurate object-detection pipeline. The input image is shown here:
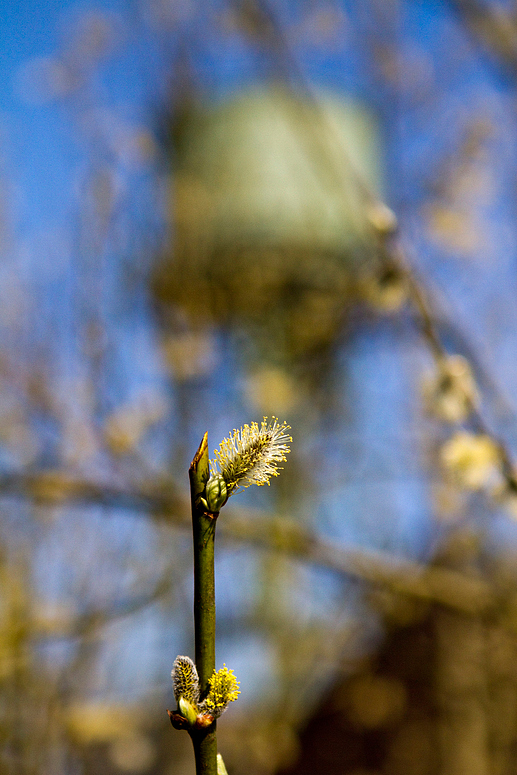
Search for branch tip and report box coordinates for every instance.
[190,432,210,501]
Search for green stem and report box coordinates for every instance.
[193,510,216,689]
[189,434,218,775]
[191,725,218,775]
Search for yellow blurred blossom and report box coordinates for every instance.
[66,703,140,744]
[163,331,217,381]
[425,203,483,256]
[366,201,398,234]
[104,391,167,455]
[440,431,502,490]
[361,265,409,313]
[422,355,478,423]
[245,368,300,415]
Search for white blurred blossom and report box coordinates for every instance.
[422,355,478,423]
[440,431,502,491]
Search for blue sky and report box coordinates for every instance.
[4,0,517,710]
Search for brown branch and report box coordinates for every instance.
[449,0,517,73]
[34,575,174,639]
[219,510,495,616]
[0,470,499,616]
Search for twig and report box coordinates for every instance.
[219,510,494,616]
[0,467,498,616]
[448,0,517,74]
[189,433,218,775]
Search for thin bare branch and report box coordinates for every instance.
[0,468,496,616]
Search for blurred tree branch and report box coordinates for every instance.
[34,574,174,640]
[449,0,517,72]
[388,241,517,464]
[2,469,496,618]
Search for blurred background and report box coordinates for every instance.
[3,1,517,773]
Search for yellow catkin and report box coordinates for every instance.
[203,665,241,716]
[210,417,291,495]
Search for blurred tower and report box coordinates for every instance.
[152,84,385,410]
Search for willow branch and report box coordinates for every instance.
[189,433,218,775]
[449,0,517,73]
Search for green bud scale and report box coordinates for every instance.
[204,474,228,512]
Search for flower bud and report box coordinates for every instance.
[179,697,198,727]
[205,474,227,512]
[199,664,241,718]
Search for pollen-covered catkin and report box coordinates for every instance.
[210,417,291,496]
